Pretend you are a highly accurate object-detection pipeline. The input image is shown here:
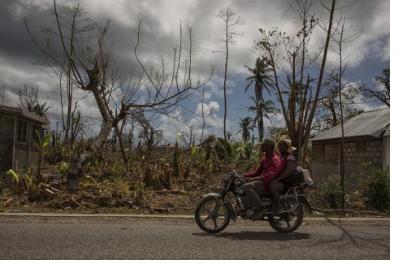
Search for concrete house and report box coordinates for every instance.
[0,105,49,172]
[311,107,390,181]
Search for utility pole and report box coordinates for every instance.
[2,84,5,105]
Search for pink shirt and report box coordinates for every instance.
[244,153,286,192]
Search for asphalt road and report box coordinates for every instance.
[0,216,389,259]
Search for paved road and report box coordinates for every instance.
[0,216,389,259]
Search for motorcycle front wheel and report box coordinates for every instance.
[195,196,230,234]
[268,197,304,233]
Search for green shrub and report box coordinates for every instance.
[44,146,64,164]
[234,142,252,161]
[312,168,390,212]
[363,170,389,212]
[311,175,343,209]
[311,174,361,209]
[214,137,232,161]
[58,161,70,176]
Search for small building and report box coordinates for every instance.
[0,105,49,172]
[311,108,390,181]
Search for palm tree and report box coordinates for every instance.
[238,117,253,143]
[245,58,274,141]
[248,97,276,140]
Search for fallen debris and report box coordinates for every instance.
[3,197,14,207]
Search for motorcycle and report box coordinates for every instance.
[195,170,313,234]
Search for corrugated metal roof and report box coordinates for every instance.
[312,107,389,141]
[0,105,49,125]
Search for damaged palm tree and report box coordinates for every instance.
[25,1,210,192]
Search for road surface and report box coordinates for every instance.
[0,215,389,259]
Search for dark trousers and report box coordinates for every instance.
[242,181,284,210]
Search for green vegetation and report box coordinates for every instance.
[310,164,390,213]
[0,137,260,213]
[362,170,390,212]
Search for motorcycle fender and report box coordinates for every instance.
[300,196,312,214]
[202,193,223,199]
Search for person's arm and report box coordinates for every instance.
[244,159,264,179]
[272,159,296,183]
[245,176,264,182]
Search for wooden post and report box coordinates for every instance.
[383,135,389,170]
[11,117,16,169]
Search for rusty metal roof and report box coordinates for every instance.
[312,107,389,141]
[0,105,49,125]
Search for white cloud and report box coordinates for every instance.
[195,100,220,116]
[157,99,228,144]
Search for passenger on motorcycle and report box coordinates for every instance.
[268,135,302,213]
[243,139,285,220]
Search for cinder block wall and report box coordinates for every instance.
[344,141,384,166]
[311,138,384,182]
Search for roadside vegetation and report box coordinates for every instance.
[0,133,389,216]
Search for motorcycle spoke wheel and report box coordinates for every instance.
[195,196,230,234]
[212,218,218,229]
[268,198,304,233]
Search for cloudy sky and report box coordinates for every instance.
[0,0,389,143]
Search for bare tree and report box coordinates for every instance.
[328,15,361,211]
[256,0,337,162]
[26,1,208,191]
[136,113,163,151]
[200,87,206,143]
[58,58,80,150]
[217,6,245,141]
[318,70,362,130]
[18,85,49,118]
[363,69,390,107]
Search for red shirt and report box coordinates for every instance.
[244,152,286,192]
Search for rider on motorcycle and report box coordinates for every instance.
[243,136,300,219]
[243,138,285,220]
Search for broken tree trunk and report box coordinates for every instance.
[66,119,113,192]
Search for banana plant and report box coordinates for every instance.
[6,169,20,184]
[35,130,52,182]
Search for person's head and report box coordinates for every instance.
[276,135,297,155]
[259,139,275,155]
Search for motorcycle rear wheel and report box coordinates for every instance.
[268,197,304,233]
[195,196,230,234]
